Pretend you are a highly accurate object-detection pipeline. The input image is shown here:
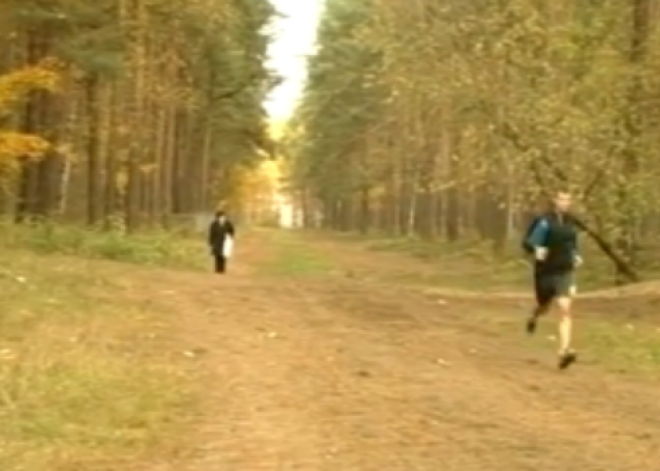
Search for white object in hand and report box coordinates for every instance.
[223,236,234,258]
[535,247,548,261]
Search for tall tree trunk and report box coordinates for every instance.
[85,73,102,225]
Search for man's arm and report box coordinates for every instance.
[226,221,235,237]
[572,235,582,265]
[526,218,549,260]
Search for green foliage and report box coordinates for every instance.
[288,0,388,202]
[286,0,660,270]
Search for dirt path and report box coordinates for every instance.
[141,231,660,470]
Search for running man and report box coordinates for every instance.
[524,190,582,369]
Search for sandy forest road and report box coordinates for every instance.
[144,230,660,470]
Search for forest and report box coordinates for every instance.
[0,0,275,230]
[285,0,656,283]
[4,2,660,469]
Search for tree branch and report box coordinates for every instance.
[499,120,639,282]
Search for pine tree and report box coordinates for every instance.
[0,0,276,228]
[287,0,659,281]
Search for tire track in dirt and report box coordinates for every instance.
[140,262,660,470]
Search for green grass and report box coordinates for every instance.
[0,221,206,270]
[0,241,197,470]
[258,231,335,277]
[322,232,533,290]
[463,300,660,377]
[457,303,660,377]
[350,233,646,291]
[582,321,660,376]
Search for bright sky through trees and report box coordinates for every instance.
[264,0,324,122]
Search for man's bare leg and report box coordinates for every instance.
[556,295,577,369]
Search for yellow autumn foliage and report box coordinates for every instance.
[217,160,280,212]
[238,160,279,202]
[0,132,50,163]
[0,62,60,163]
[0,64,59,110]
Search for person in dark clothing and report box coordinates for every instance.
[208,211,235,273]
[524,190,582,369]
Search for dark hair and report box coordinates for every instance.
[215,211,225,219]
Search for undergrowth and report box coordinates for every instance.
[0,221,205,269]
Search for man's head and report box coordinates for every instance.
[215,211,226,222]
[552,191,572,213]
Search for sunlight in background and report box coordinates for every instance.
[260,0,324,228]
[265,0,325,123]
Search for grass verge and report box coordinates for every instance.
[257,230,335,277]
[582,318,660,377]
[0,221,206,270]
[462,298,660,378]
[0,250,197,470]
[325,231,648,291]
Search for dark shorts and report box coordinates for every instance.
[534,271,575,306]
